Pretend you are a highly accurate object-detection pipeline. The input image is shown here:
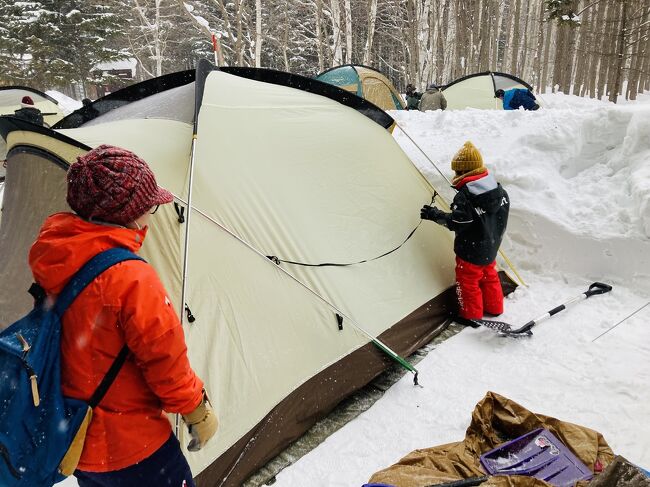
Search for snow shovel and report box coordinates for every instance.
[459,282,612,337]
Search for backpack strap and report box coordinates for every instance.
[54,248,145,408]
[88,345,129,408]
[53,248,144,317]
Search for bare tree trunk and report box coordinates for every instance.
[520,0,534,79]
[254,0,262,67]
[575,2,592,96]
[330,0,343,65]
[362,0,378,65]
[282,0,290,70]
[315,0,325,72]
[502,0,514,71]
[610,0,628,102]
[343,0,353,63]
[534,0,545,91]
[477,0,490,71]
[595,0,610,98]
[510,0,522,74]
[541,17,554,92]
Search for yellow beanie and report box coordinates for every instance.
[451,141,484,172]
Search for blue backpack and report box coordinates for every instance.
[0,248,143,486]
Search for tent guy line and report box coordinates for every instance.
[265,196,434,268]
[396,122,527,288]
[591,301,650,343]
[173,196,421,384]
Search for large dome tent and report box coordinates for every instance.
[315,64,405,111]
[0,61,489,486]
[0,86,65,126]
[441,71,534,110]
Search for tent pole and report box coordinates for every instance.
[172,199,420,385]
[180,135,197,327]
[395,123,527,287]
[175,135,198,439]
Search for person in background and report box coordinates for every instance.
[81,97,100,120]
[13,95,45,125]
[495,88,540,110]
[29,145,218,487]
[418,84,447,111]
[420,141,509,322]
[405,83,422,110]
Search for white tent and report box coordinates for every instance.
[0,86,65,126]
[0,62,504,486]
[441,72,533,110]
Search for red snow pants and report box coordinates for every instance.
[455,256,504,319]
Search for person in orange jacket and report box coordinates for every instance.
[29,145,217,487]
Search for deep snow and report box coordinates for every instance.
[55,92,650,486]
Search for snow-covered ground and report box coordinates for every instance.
[272,93,650,485]
[56,92,650,486]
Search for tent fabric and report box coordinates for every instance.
[0,64,460,485]
[367,391,614,487]
[316,65,405,111]
[0,86,64,126]
[441,72,533,110]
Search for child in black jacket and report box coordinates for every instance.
[421,141,509,319]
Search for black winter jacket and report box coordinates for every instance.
[440,172,509,265]
[13,107,44,125]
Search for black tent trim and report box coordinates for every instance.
[53,70,196,130]
[316,63,389,78]
[218,66,394,129]
[0,86,60,105]
[53,62,394,131]
[441,71,533,92]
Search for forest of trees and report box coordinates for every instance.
[1,0,649,102]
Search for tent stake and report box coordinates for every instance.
[395,123,527,288]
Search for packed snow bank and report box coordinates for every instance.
[272,93,650,486]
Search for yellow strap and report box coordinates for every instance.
[30,375,40,407]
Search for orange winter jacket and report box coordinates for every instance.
[29,213,204,472]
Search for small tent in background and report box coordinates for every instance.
[441,72,533,110]
[0,86,65,126]
[0,61,466,486]
[315,64,405,111]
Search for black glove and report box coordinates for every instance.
[420,205,447,225]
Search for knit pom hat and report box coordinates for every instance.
[21,96,35,107]
[66,144,173,225]
[451,141,484,172]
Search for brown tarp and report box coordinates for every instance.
[368,391,615,487]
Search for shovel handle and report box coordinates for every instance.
[584,282,612,298]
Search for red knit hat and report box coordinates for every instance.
[21,96,34,106]
[66,144,173,225]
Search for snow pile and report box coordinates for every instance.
[272,93,650,486]
[45,90,82,115]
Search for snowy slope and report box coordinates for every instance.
[272,93,650,486]
[57,93,650,486]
